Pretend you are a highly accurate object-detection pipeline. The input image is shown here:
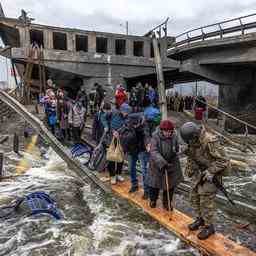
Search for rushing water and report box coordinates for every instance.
[0,146,199,256]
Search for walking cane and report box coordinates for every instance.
[165,169,172,221]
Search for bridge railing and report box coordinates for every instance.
[194,98,256,152]
[169,13,256,50]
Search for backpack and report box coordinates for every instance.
[92,112,112,143]
[144,106,160,120]
[92,112,104,142]
[119,125,138,153]
[88,143,107,172]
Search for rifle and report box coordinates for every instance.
[198,171,236,206]
[212,176,236,206]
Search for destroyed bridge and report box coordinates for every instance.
[1,7,256,119]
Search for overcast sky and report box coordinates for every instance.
[2,0,256,36]
[1,0,256,82]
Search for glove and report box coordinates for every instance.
[202,170,214,183]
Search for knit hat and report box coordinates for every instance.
[160,119,174,131]
[120,103,132,114]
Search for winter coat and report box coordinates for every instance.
[124,112,146,153]
[68,103,86,128]
[115,88,127,108]
[92,111,105,143]
[101,109,127,147]
[57,99,69,130]
[95,85,105,105]
[184,130,230,194]
[146,128,184,190]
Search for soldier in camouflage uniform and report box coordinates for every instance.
[180,122,230,240]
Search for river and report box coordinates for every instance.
[0,146,199,256]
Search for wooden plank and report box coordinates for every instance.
[99,175,255,256]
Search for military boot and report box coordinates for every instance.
[188,217,204,231]
[197,224,215,240]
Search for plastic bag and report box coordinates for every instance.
[106,137,124,163]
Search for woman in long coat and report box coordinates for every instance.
[146,119,184,210]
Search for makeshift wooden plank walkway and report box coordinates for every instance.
[98,174,256,256]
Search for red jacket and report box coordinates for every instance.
[115,88,127,107]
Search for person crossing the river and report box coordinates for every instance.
[101,103,132,184]
[146,119,183,211]
[180,122,230,240]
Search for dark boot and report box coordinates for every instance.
[142,192,149,200]
[188,217,205,231]
[149,200,156,208]
[129,184,138,193]
[163,202,173,211]
[197,224,215,240]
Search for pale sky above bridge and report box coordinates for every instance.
[0,0,256,84]
[2,0,256,36]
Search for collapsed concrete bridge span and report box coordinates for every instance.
[0,6,177,98]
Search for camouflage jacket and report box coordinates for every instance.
[184,130,230,194]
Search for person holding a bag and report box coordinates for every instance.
[103,103,132,185]
[146,119,183,210]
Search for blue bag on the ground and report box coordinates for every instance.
[71,143,92,162]
[0,192,61,220]
[25,191,61,220]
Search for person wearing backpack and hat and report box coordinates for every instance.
[146,119,183,211]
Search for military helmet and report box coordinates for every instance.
[180,122,201,143]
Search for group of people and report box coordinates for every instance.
[41,81,228,240]
[40,82,107,144]
[167,93,194,112]
[40,87,87,143]
[92,88,228,240]
[167,93,208,121]
[115,83,159,112]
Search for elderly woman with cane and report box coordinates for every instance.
[146,119,183,211]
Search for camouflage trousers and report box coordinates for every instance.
[189,187,216,225]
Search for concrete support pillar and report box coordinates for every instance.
[43,30,53,49]
[107,37,115,55]
[19,27,30,47]
[67,32,75,51]
[88,32,96,53]
[219,83,256,112]
[126,39,133,56]
[143,40,151,58]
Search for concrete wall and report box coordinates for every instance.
[18,25,168,59]
[219,81,256,112]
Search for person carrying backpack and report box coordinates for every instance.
[144,104,161,137]
[123,112,151,196]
